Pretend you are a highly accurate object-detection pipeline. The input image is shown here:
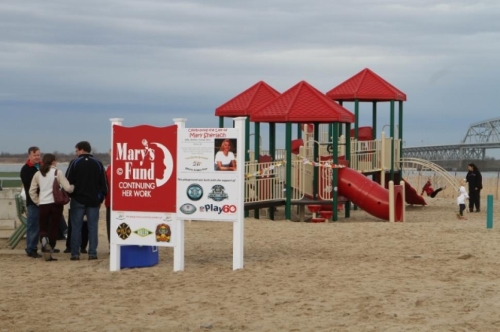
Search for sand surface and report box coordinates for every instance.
[1,198,500,332]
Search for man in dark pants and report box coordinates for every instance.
[66,141,108,261]
[64,211,89,253]
[20,146,42,258]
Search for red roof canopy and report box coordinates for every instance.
[326,68,406,102]
[215,81,280,117]
[250,81,354,123]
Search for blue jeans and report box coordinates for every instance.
[70,199,99,257]
[26,205,40,254]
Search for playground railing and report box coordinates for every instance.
[403,173,500,201]
[349,139,382,173]
[244,159,287,203]
[290,157,308,200]
[249,149,288,161]
[401,157,459,191]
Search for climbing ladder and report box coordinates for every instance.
[400,157,459,191]
[7,194,27,249]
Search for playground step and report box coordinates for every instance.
[307,205,322,214]
[311,217,326,223]
[0,229,16,239]
[318,211,333,220]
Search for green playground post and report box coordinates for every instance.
[486,195,493,229]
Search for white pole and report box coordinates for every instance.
[381,131,386,186]
[109,118,124,272]
[400,180,406,222]
[233,117,246,270]
[389,180,395,223]
[173,118,187,272]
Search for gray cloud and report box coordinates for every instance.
[1,0,499,155]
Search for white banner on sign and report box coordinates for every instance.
[176,127,241,221]
[176,118,246,270]
[110,211,177,247]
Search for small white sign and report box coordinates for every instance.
[177,128,241,221]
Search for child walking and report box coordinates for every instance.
[457,179,469,220]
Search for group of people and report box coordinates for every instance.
[21,141,110,261]
[420,163,483,220]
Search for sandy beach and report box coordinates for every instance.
[1,197,500,332]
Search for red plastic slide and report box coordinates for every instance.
[402,179,427,205]
[373,172,427,206]
[337,167,391,221]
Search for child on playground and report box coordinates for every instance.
[457,179,469,220]
[421,178,446,198]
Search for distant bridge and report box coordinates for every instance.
[403,117,500,161]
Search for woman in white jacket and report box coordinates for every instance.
[29,153,74,261]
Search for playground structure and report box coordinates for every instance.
[243,125,406,222]
[215,69,422,222]
[215,69,461,222]
[243,127,461,217]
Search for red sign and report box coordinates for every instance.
[112,124,177,212]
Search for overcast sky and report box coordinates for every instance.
[1,0,499,156]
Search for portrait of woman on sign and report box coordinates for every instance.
[214,138,237,171]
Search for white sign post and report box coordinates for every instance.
[176,117,246,270]
[108,116,245,272]
[109,118,183,272]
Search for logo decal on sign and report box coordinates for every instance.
[134,228,153,237]
[207,185,228,202]
[156,224,171,242]
[186,184,203,201]
[199,204,237,214]
[180,203,197,214]
[150,141,174,187]
[116,223,132,240]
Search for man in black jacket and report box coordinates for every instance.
[66,141,108,261]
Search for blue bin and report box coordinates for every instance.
[120,245,159,269]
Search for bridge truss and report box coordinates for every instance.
[403,117,500,161]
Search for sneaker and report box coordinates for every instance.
[52,248,60,253]
[80,249,88,254]
[45,256,58,262]
[41,237,52,261]
[63,248,71,253]
[88,255,98,260]
[41,236,49,251]
[27,251,42,258]
[70,255,80,261]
